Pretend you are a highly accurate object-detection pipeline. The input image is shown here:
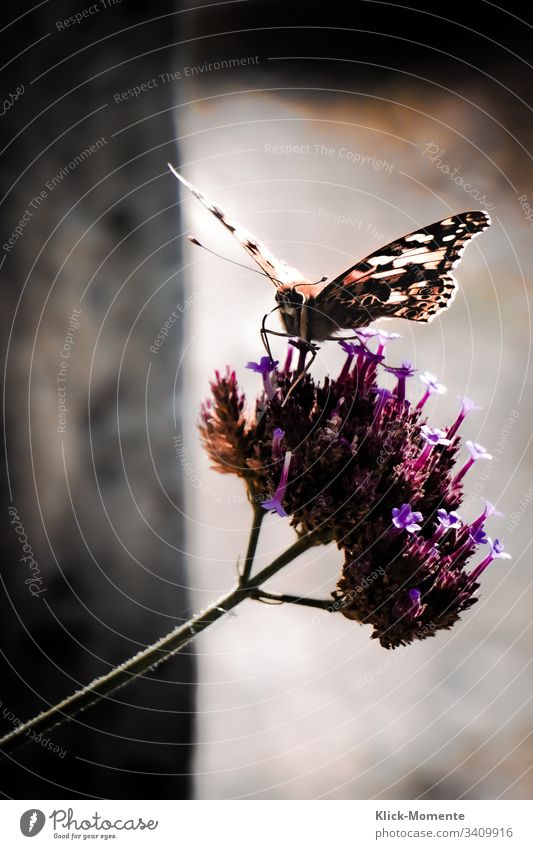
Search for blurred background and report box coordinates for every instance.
[1,0,531,799]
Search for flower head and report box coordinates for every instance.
[201,341,500,649]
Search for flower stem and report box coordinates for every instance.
[0,529,318,755]
[251,589,334,610]
[239,504,265,585]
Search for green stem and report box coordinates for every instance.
[251,589,334,610]
[239,504,264,585]
[0,529,318,755]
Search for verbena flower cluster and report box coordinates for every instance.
[199,331,510,649]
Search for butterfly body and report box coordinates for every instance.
[169,164,491,342]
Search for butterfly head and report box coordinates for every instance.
[275,286,306,335]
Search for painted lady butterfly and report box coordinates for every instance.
[169,165,490,344]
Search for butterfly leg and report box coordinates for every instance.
[280,343,318,407]
[261,308,317,368]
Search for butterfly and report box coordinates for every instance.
[169,164,490,345]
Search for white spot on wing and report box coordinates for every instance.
[405,233,433,243]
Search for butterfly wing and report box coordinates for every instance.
[313,211,491,332]
[168,164,309,288]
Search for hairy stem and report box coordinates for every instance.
[0,528,318,755]
[239,504,265,585]
[251,589,334,610]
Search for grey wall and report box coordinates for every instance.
[0,1,195,799]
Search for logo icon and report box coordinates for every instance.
[20,809,46,837]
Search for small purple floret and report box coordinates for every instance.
[437,509,462,529]
[246,356,279,399]
[261,451,292,517]
[384,360,416,403]
[420,425,451,447]
[417,371,447,410]
[447,396,482,438]
[392,503,423,533]
[470,536,511,582]
[272,428,285,459]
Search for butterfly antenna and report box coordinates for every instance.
[186,235,284,287]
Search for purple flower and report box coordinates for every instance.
[420,425,451,447]
[272,428,285,459]
[407,588,426,618]
[489,538,512,559]
[202,339,504,650]
[393,587,427,622]
[246,356,279,399]
[427,508,462,548]
[448,524,487,563]
[375,328,402,356]
[246,356,277,376]
[376,329,402,345]
[339,339,383,363]
[420,371,447,394]
[372,387,392,432]
[384,361,416,379]
[417,371,447,410]
[452,440,493,485]
[470,537,511,582]
[338,339,362,356]
[392,503,423,533]
[354,328,379,340]
[471,499,503,530]
[437,509,462,529]
[384,360,416,403]
[470,526,488,545]
[261,451,292,517]
[466,441,493,461]
[414,426,451,470]
[447,396,482,438]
